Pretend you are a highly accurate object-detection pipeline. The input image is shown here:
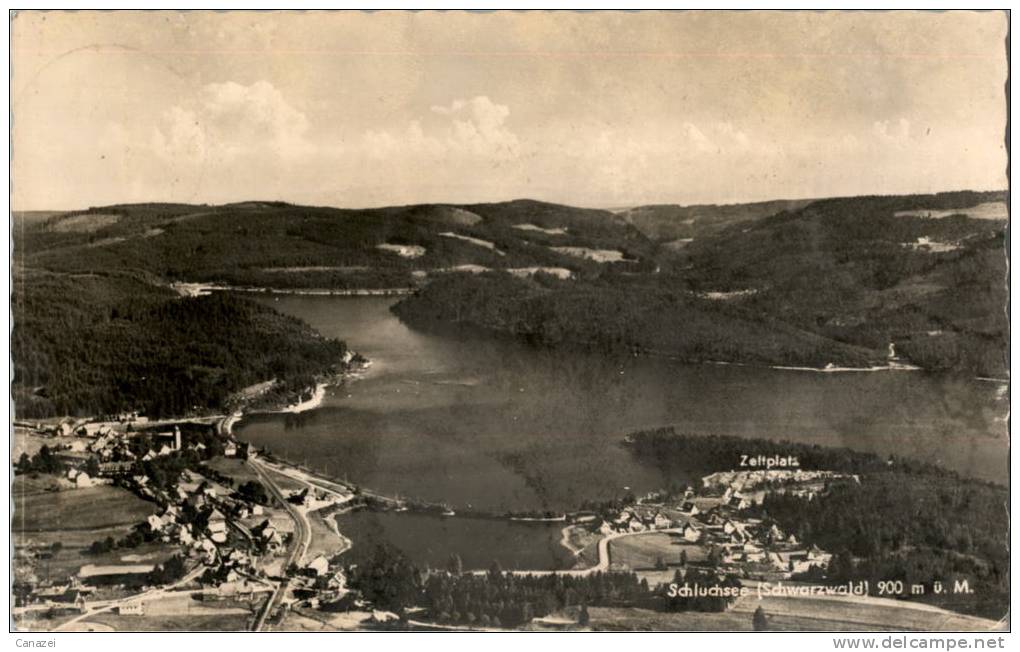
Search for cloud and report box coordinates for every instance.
[152,80,315,163]
[683,122,714,153]
[873,118,911,142]
[682,121,751,155]
[366,95,519,161]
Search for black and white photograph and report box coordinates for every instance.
[8,8,1012,637]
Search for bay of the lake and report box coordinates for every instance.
[234,295,1007,569]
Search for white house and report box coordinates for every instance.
[306,555,330,576]
[682,522,702,542]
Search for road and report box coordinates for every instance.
[468,528,684,578]
[54,565,206,631]
[248,457,311,631]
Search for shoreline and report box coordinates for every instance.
[283,383,328,413]
[220,356,372,435]
[172,281,412,297]
[705,359,922,373]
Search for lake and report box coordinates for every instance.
[234,295,1007,568]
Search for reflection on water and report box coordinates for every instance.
[236,296,1008,514]
[335,511,574,571]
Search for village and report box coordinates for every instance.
[561,468,856,582]
[12,411,1006,633]
[13,412,360,631]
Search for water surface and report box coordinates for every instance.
[236,295,1008,516]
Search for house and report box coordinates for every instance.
[251,504,264,516]
[66,469,94,488]
[680,501,700,516]
[722,519,748,543]
[79,564,155,580]
[598,521,615,536]
[260,525,279,544]
[117,603,144,615]
[767,524,785,544]
[200,539,218,563]
[306,555,330,576]
[653,512,673,529]
[146,515,164,532]
[224,442,238,458]
[207,512,228,544]
[728,494,750,510]
[682,522,701,542]
[628,519,647,533]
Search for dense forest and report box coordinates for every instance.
[394,191,1007,375]
[392,271,885,368]
[17,199,654,290]
[345,544,650,627]
[12,190,1007,411]
[12,271,347,418]
[15,192,1006,374]
[624,427,953,478]
[624,428,1009,620]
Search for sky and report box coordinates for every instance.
[11,10,1009,210]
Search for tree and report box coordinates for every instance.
[680,549,688,567]
[655,556,667,571]
[447,553,463,576]
[236,480,269,505]
[578,604,591,627]
[488,559,503,581]
[707,545,723,567]
[753,606,768,631]
[50,542,63,555]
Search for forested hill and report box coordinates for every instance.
[615,198,816,244]
[394,191,1008,375]
[14,190,1008,384]
[16,199,655,289]
[12,270,348,418]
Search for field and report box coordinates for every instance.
[12,429,54,459]
[728,592,1004,632]
[13,476,176,589]
[583,606,754,631]
[582,594,1004,632]
[608,532,707,570]
[83,612,255,632]
[13,483,156,532]
[202,456,265,485]
[304,510,350,562]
